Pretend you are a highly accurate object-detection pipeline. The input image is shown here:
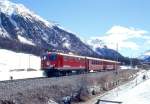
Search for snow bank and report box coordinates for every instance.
[0,71,44,81]
[0,49,40,71]
[100,70,150,104]
[0,49,43,80]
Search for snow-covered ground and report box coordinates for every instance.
[0,71,44,81]
[111,78,150,104]
[80,70,150,104]
[99,70,150,104]
[120,65,138,70]
[0,49,44,80]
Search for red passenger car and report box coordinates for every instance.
[85,57,104,72]
[102,60,119,70]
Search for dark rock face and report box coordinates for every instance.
[0,12,17,39]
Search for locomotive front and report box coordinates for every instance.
[41,52,58,70]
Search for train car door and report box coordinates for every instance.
[85,58,89,71]
[57,55,63,68]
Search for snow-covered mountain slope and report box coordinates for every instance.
[85,38,105,50]
[86,38,124,60]
[0,0,96,56]
[139,50,150,62]
[95,47,124,60]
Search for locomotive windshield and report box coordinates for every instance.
[49,53,57,61]
[41,53,57,61]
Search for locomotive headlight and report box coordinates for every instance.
[44,56,46,60]
[46,61,50,66]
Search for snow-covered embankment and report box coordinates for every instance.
[0,49,43,80]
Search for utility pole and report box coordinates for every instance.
[116,43,119,74]
[130,55,132,69]
[28,54,31,71]
[18,53,21,69]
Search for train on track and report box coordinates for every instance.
[41,52,120,77]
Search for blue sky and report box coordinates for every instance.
[12,0,150,57]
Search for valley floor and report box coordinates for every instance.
[0,69,137,104]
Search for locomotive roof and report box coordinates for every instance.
[85,56,120,63]
[46,52,120,63]
[58,52,85,58]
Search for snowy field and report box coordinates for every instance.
[0,49,44,81]
[99,70,150,104]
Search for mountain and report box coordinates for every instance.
[139,50,150,62]
[95,47,124,60]
[86,38,124,60]
[0,0,97,57]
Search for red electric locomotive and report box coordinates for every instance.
[41,52,120,77]
[41,52,86,76]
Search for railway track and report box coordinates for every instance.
[0,69,135,86]
[0,70,122,83]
